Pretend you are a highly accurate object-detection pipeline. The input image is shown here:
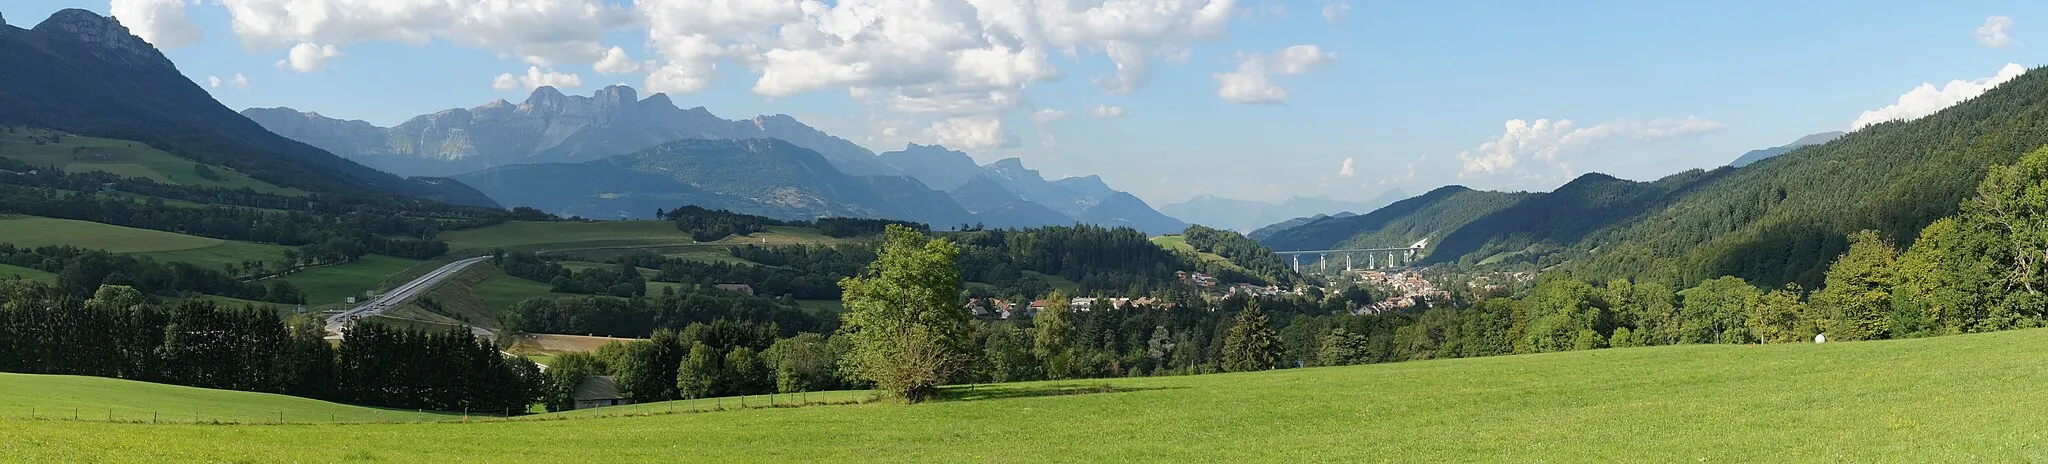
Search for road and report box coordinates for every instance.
[323,256,493,336]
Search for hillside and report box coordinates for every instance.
[0,10,495,207]
[455,139,974,225]
[0,373,464,423]
[1422,171,1715,266]
[1728,131,1845,167]
[9,328,2047,461]
[1260,186,1530,254]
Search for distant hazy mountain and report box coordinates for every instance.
[878,144,986,191]
[1161,190,1407,233]
[243,85,897,177]
[950,175,1075,229]
[1247,212,1354,242]
[455,139,970,224]
[1729,131,1845,167]
[0,9,496,207]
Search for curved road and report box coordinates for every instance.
[324,256,493,336]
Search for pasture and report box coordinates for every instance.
[0,373,462,424]
[0,127,303,196]
[282,255,423,306]
[8,325,2046,461]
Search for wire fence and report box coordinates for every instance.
[0,390,882,426]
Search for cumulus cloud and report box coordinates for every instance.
[1851,63,2025,130]
[274,42,343,72]
[593,46,644,75]
[206,73,253,89]
[218,0,629,67]
[1338,157,1356,177]
[111,0,204,48]
[1457,116,1725,180]
[232,73,250,88]
[1215,44,1335,104]
[1092,105,1126,118]
[1031,108,1068,125]
[207,75,222,88]
[924,116,1019,149]
[492,67,585,91]
[1976,16,2014,48]
[1322,1,1351,24]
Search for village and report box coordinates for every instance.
[963,268,1448,320]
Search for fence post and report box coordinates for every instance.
[73,408,78,420]
[153,412,157,424]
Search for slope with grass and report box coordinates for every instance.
[1151,235,1257,277]
[0,127,306,196]
[0,263,53,281]
[0,373,462,424]
[440,220,699,253]
[282,254,422,306]
[5,328,2046,461]
[0,216,224,252]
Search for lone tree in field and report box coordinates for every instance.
[838,225,968,402]
[1222,299,1280,372]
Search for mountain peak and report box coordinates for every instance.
[522,86,568,107]
[35,9,158,61]
[988,157,1029,170]
[596,84,637,104]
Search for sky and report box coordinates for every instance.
[7,0,2046,207]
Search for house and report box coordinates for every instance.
[713,284,755,296]
[573,375,631,410]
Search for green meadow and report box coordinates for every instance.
[282,255,423,306]
[6,327,2045,462]
[0,373,462,424]
[0,127,304,196]
[439,220,699,253]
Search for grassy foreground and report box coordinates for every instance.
[6,328,2048,461]
[0,374,462,424]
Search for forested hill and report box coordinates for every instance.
[1258,186,1529,253]
[1262,65,2048,290]
[0,9,497,207]
[1562,64,2048,288]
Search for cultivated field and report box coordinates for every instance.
[0,216,224,253]
[8,326,2045,461]
[0,127,304,196]
[282,255,423,306]
[440,221,699,253]
[0,373,463,424]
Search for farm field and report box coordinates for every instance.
[138,240,293,270]
[0,263,53,281]
[0,216,223,252]
[8,326,2046,461]
[282,254,422,306]
[439,221,698,253]
[0,373,463,424]
[0,127,304,196]
[1151,235,1258,276]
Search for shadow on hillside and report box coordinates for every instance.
[934,383,1181,403]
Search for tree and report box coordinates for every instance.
[1316,328,1369,366]
[1677,276,1760,345]
[1813,230,1898,341]
[544,352,606,412]
[675,342,721,399]
[1032,291,1076,379]
[764,333,840,393]
[1747,285,1805,344]
[836,225,969,402]
[1220,299,1279,372]
[724,346,769,395]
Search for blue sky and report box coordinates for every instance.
[9,1,2045,206]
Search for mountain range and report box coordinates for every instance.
[1728,131,1846,167]
[1160,190,1406,234]
[0,9,496,206]
[247,86,1188,234]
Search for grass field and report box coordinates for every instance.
[0,127,303,196]
[0,263,53,282]
[12,325,2048,461]
[138,240,293,270]
[0,216,224,253]
[440,221,699,253]
[1152,234,1258,276]
[1022,270,1082,295]
[283,255,422,306]
[0,373,462,424]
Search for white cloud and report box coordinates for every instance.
[206,73,253,89]
[924,116,1018,149]
[1976,16,2014,48]
[493,66,585,91]
[593,46,644,75]
[1031,108,1068,125]
[1215,44,1335,104]
[207,75,223,88]
[232,73,250,89]
[1322,1,1351,24]
[1851,63,2025,130]
[1457,116,1726,180]
[1092,105,1126,118]
[1338,158,1356,178]
[110,0,204,48]
[218,0,629,67]
[274,42,343,72]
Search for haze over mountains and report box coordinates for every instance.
[247,86,1194,233]
[1160,190,1407,234]
[1728,131,1847,167]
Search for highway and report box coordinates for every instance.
[323,255,493,336]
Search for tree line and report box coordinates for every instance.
[0,280,543,412]
[0,243,304,302]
